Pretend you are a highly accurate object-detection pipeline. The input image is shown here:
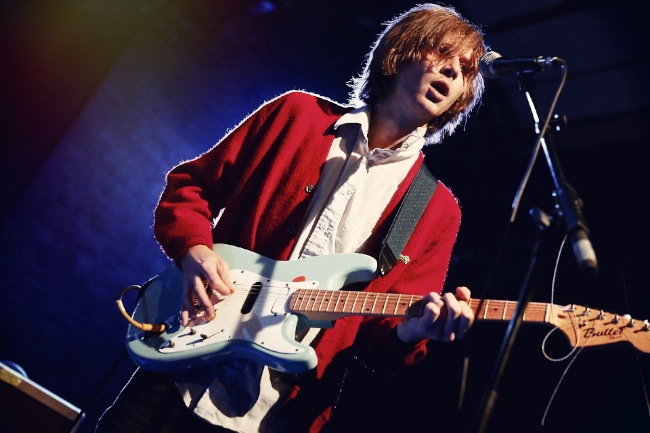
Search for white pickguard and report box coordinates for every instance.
[160,270,317,356]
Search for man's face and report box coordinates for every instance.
[391,47,472,127]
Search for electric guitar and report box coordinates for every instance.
[121,244,650,373]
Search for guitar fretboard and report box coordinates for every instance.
[471,299,552,323]
[290,289,424,319]
[289,289,555,324]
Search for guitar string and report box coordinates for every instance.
[540,234,581,426]
[208,282,414,314]
[216,282,556,317]
[540,346,584,426]
[542,235,579,363]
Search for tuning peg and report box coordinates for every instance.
[623,314,636,328]
[642,320,649,331]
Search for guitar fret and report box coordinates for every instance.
[469,299,555,323]
[317,290,326,312]
[370,293,378,314]
[399,295,407,316]
[314,290,321,312]
[343,292,351,313]
[325,292,334,313]
[338,292,347,313]
[339,291,345,313]
[307,290,317,311]
[297,289,307,312]
[325,290,334,313]
[303,289,311,311]
[352,292,360,313]
[341,291,350,313]
[360,293,369,314]
[545,304,550,323]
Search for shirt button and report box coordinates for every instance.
[305,184,315,193]
[286,224,297,234]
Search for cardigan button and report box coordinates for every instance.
[305,184,315,193]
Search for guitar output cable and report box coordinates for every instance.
[116,284,168,333]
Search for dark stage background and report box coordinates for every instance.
[1,1,649,432]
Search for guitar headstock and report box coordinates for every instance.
[550,304,650,354]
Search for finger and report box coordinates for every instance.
[204,257,235,296]
[454,286,475,338]
[192,275,215,317]
[456,301,474,339]
[456,310,472,339]
[181,301,194,326]
[421,292,444,340]
[216,260,235,293]
[180,277,211,326]
[440,292,462,341]
[455,286,471,302]
[425,291,445,310]
[422,301,444,340]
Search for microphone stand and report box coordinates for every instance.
[470,63,593,433]
[469,205,551,433]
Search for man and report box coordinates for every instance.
[99,3,487,432]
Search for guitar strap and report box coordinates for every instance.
[378,163,438,275]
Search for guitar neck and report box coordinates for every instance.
[289,289,553,325]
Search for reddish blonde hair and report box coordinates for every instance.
[349,4,487,144]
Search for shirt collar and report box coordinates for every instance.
[335,105,426,165]
[335,106,371,138]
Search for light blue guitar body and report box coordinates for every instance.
[125,244,378,373]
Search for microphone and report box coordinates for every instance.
[479,51,563,79]
[553,184,598,275]
[570,229,598,275]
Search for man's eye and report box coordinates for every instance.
[460,64,473,76]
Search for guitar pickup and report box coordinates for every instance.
[270,286,291,316]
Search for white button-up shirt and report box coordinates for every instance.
[291,106,426,259]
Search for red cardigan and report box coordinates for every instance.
[154,90,462,429]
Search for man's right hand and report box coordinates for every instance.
[179,244,235,326]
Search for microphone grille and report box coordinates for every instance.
[479,51,502,79]
[481,51,502,64]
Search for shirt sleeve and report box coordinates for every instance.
[153,93,288,262]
